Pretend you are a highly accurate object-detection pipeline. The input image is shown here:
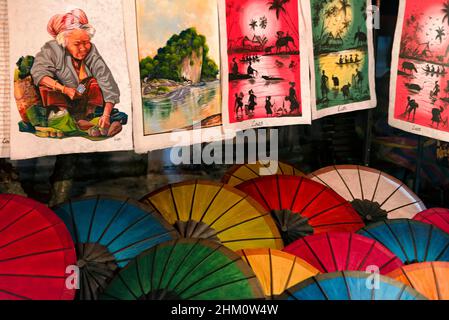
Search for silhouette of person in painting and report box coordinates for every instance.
[247,62,257,77]
[432,81,440,98]
[355,68,364,89]
[339,55,344,64]
[432,106,444,128]
[232,57,239,75]
[247,89,257,114]
[265,96,274,117]
[287,82,300,114]
[234,92,244,115]
[321,70,329,100]
[406,96,418,121]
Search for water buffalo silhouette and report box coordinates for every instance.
[402,61,418,74]
[265,46,275,53]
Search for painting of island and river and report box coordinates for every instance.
[136,0,222,136]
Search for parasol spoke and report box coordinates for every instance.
[0,288,32,300]
[357,166,365,201]
[334,166,356,201]
[169,186,181,221]
[0,247,74,264]
[86,196,100,244]
[110,230,175,256]
[105,214,152,248]
[0,223,61,251]
[170,243,222,293]
[95,198,130,244]
[183,276,259,300]
[0,209,35,234]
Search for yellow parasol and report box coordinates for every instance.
[223,161,305,187]
[141,180,283,251]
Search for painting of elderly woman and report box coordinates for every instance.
[13,8,128,140]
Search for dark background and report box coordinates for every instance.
[1,0,448,208]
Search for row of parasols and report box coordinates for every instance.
[1,163,449,300]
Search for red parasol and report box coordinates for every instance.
[0,194,76,300]
[283,232,403,275]
[236,176,364,245]
[413,208,449,235]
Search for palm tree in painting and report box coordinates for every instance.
[436,26,446,43]
[443,1,449,26]
[268,0,288,19]
[339,0,351,18]
[249,19,258,31]
[267,0,298,37]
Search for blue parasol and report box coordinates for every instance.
[53,195,178,300]
[281,271,426,300]
[357,219,449,265]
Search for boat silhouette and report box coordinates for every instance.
[336,60,361,66]
[422,67,447,76]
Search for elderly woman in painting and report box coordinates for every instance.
[30,9,122,137]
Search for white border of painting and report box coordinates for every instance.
[217,0,312,132]
[123,0,235,154]
[388,0,449,142]
[303,0,377,120]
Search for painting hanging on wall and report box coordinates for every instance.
[218,0,311,131]
[303,0,376,120]
[7,0,134,160]
[390,0,449,143]
[125,0,233,153]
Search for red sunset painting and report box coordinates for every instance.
[395,0,449,132]
[225,0,302,123]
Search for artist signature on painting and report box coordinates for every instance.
[251,120,265,128]
[338,106,348,112]
[411,125,422,132]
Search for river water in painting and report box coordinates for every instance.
[395,58,449,132]
[142,80,221,136]
[315,48,370,109]
[228,53,301,123]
